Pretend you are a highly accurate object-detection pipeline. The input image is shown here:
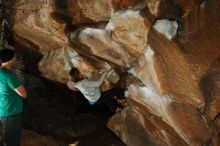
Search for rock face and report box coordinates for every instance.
[11,0,220,146]
[21,130,58,146]
[69,6,153,67]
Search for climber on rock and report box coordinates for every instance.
[70,67,124,112]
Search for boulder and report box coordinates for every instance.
[10,0,220,145]
[69,6,154,67]
[21,130,58,146]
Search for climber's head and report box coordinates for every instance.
[69,67,83,82]
[0,49,16,68]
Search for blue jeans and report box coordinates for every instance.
[0,114,22,146]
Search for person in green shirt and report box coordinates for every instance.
[0,49,27,146]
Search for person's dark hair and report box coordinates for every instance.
[0,49,15,63]
[70,68,83,82]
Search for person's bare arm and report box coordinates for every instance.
[84,72,108,87]
[14,85,27,99]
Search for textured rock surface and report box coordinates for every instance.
[21,130,58,146]
[11,0,220,145]
[53,0,139,24]
[69,6,154,67]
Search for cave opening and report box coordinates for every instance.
[21,71,127,146]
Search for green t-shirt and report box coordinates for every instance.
[0,68,23,117]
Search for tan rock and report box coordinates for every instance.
[109,98,211,146]
[143,0,171,17]
[63,0,140,24]
[108,105,188,146]
[106,7,153,54]
[202,58,220,120]
[38,46,69,84]
[21,130,58,146]
[149,29,206,106]
[77,0,114,22]
[108,4,220,144]
[174,0,203,15]
[14,0,66,39]
[120,83,211,146]
[11,0,220,145]
[69,6,154,67]
[12,0,70,84]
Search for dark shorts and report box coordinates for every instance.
[0,114,22,146]
[98,86,125,110]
